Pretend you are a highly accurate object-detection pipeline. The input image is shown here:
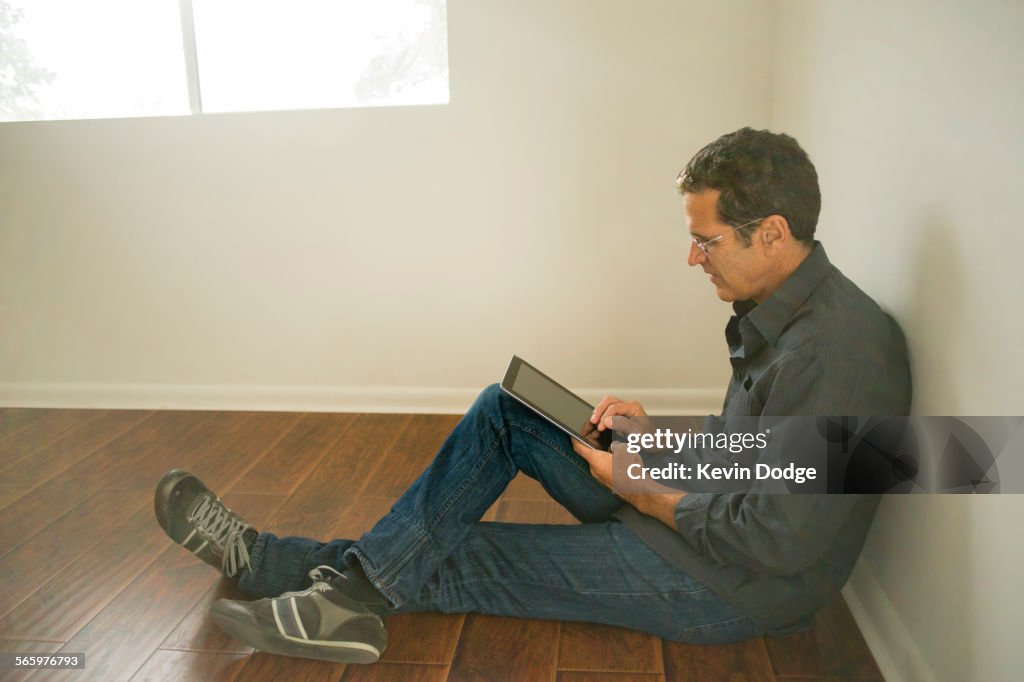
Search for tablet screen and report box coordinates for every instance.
[502,356,613,451]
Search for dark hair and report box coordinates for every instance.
[676,127,820,244]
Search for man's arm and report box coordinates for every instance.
[628,490,687,528]
[570,438,685,527]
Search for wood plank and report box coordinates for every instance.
[106,411,302,492]
[558,673,664,682]
[0,477,111,559]
[159,580,258,657]
[448,613,559,682]
[662,637,775,682]
[156,494,289,654]
[0,411,222,557]
[0,640,64,652]
[342,662,449,682]
[46,543,235,680]
[558,622,663,674]
[382,612,465,666]
[0,638,64,682]
[358,414,462,499]
[0,410,297,560]
[0,640,64,651]
[233,651,346,682]
[480,501,499,522]
[0,501,175,640]
[503,473,551,501]
[266,414,411,538]
[229,412,355,496]
[0,489,148,618]
[0,409,58,443]
[0,409,109,467]
[0,486,30,513]
[0,410,153,487]
[71,409,223,488]
[329,497,397,541]
[129,650,248,681]
[495,499,579,525]
[763,594,883,679]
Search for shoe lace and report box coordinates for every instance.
[279,565,344,598]
[187,494,254,577]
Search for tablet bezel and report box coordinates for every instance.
[500,355,613,452]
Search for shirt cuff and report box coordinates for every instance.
[673,492,714,546]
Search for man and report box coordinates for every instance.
[155,128,911,663]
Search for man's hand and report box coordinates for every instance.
[572,394,648,488]
[572,396,685,529]
[590,395,648,431]
[571,438,615,489]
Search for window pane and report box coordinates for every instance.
[0,0,189,122]
[192,0,449,113]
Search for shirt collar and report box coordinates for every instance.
[732,241,833,349]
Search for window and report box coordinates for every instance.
[0,0,449,122]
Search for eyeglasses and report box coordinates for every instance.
[690,216,767,257]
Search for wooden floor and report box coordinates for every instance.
[0,408,885,682]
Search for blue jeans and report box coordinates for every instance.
[239,384,763,644]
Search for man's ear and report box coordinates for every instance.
[759,215,790,250]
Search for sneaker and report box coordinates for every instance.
[154,468,257,578]
[210,566,387,664]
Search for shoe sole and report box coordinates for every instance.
[210,602,382,664]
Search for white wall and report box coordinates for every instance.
[0,0,776,413]
[773,1,1024,680]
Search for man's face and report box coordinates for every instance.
[683,189,771,303]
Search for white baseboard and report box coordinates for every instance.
[0,382,722,415]
[843,558,937,682]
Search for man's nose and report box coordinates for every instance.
[687,241,705,267]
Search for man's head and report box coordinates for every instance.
[676,128,820,303]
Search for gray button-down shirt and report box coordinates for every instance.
[613,242,912,634]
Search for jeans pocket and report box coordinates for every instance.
[676,615,762,645]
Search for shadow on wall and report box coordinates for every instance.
[864,495,973,680]
[860,212,976,679]
[904,211,966,416]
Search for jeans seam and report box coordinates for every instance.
[349,520,434,607]
[351,420,511,606]
[414,407,590,546]
[346,546,401,606]
[507,418,592,477]
[428,423,508,529]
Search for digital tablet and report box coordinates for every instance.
[500,355,614,451]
